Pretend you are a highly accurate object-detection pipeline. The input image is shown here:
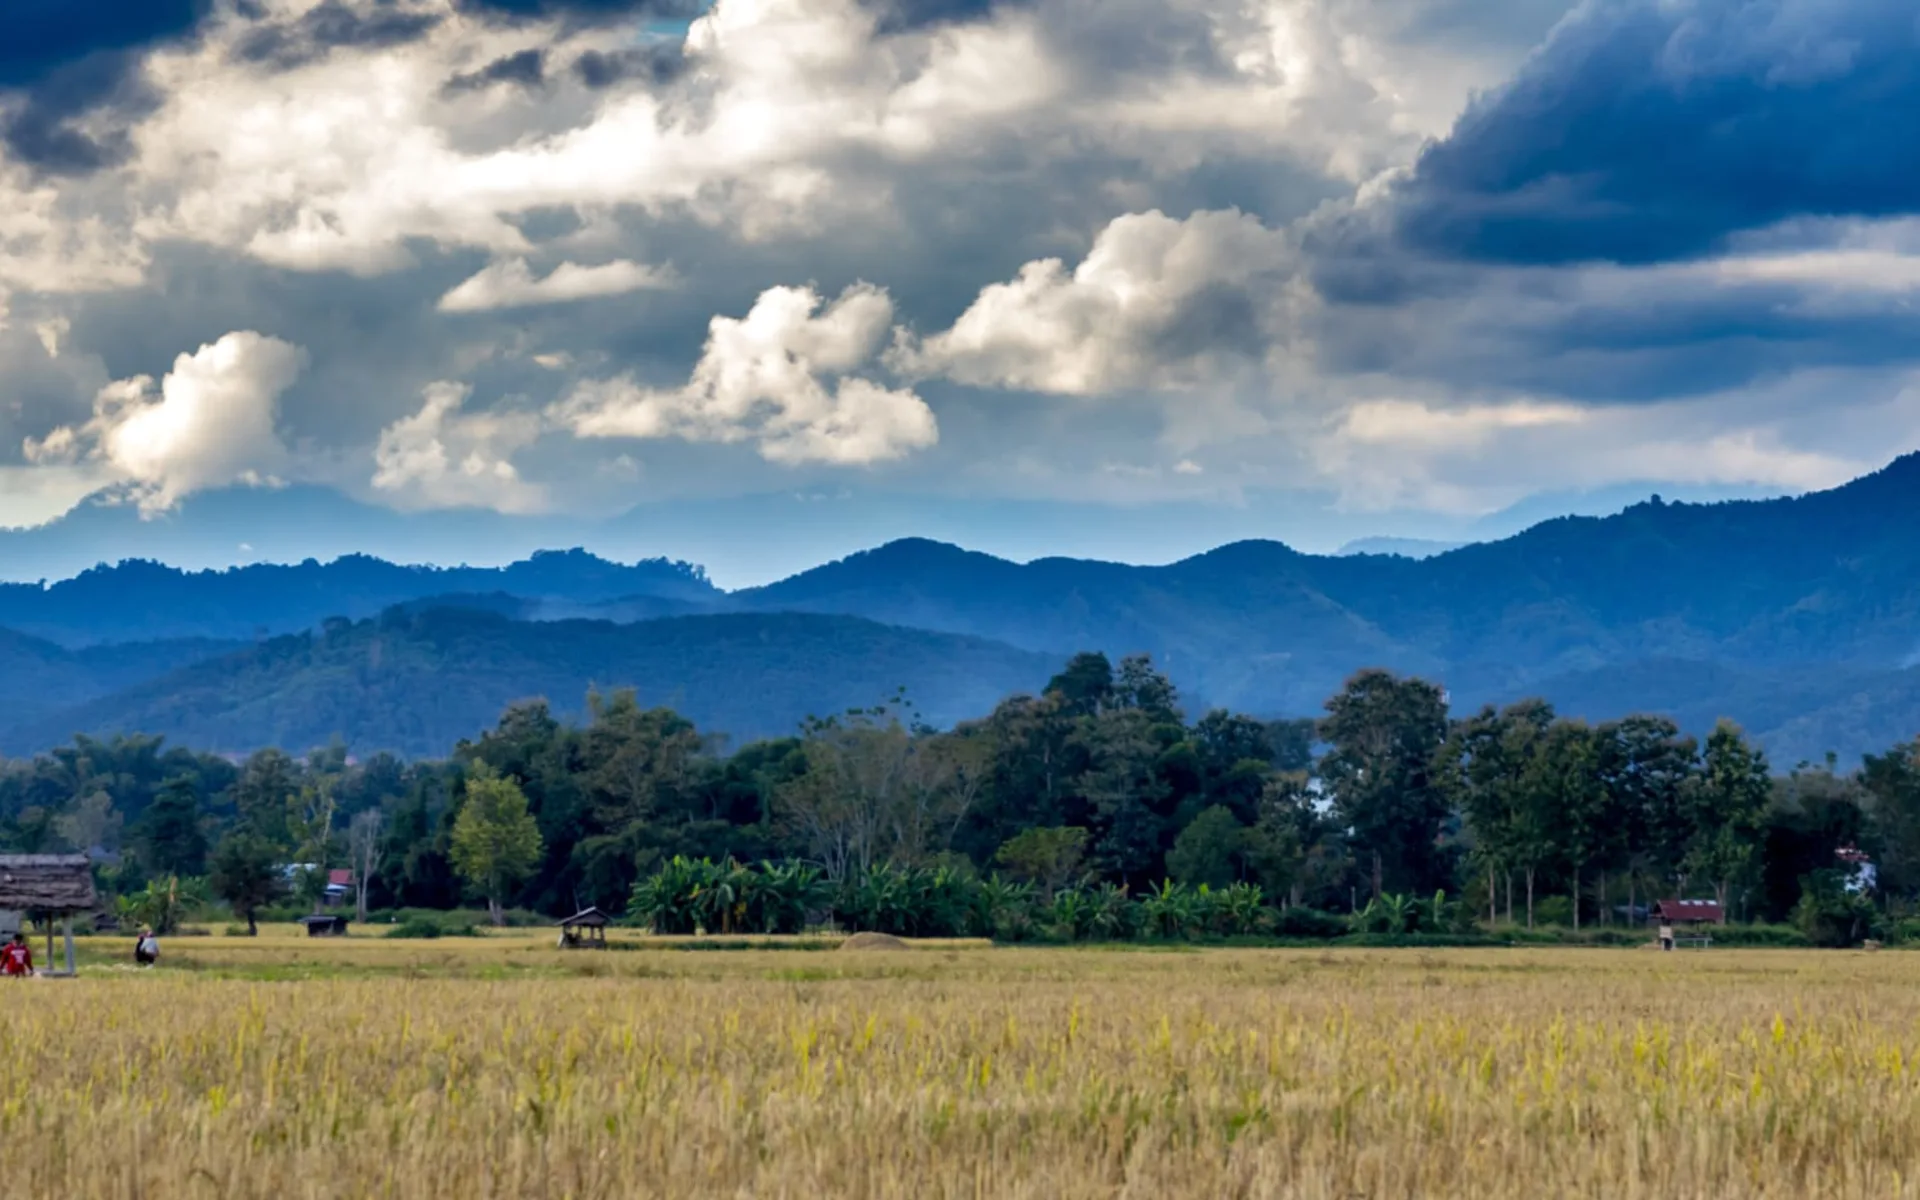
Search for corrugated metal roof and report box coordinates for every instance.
[1653,898,1724,923]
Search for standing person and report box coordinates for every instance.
[1,932,32,977]
[134,927,159,967]
[1658,918,1675,952]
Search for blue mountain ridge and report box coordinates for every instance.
[2,453,1917,763]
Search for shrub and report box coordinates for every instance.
[1793,871,1880,948]
[1709,924,1810,947]
[1530,896,1575,928]
[1350,892,1456,936]
[384,916,481,939]
[1274,907,1346,939]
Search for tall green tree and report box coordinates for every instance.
[1684,721,1771,912]
[1862,739,1920,900]
[994,826,1089,899]
[231,749,300,847]
[1079,707,1175,886]
[1593,715,1698,918]
[1320,670,1451,898]
[1760,758,1871,923]
[1440,700,1554,923]
[1245,772,1348,909]
[450,764,544,924]
[1112,654,1181,723]
[1166,806,1253,889]
[208,832,286,936]
[1526,719,1611,929]
[137,777,207,877]
[1044,652,1115,718]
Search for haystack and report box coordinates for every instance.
[840,931,910,951]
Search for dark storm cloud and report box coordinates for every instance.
[450,0,706,24]
[571,45,685,89]
[1388,0,1920,265]
[0,0,209,87]
[1298,243,1920,406]
[869,0,1011,35]
[0,0,212,171]
[232,1,444,70]
[1026,0,1222,77]
[443,48,548,92]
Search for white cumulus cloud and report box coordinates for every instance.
[371,381,547,513]
[24,332,307,514]
[437,258,675,313]
[552,283,937,466]
[894,209,1296,395]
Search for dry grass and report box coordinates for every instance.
[3,935,1917,1197]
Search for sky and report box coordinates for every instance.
[2,0,1919,581]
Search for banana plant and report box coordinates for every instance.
[974,875,1038,941]
[1087,882,1137,941]
[750,861,826,934]
[1049,888,1094,941]
[1218,882,1271,936]
[1139,880,1198,939]
[629,856,717,934]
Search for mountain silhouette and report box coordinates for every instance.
[4,454,1920,762]
[5,608,1060,758]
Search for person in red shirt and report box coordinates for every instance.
[1,933,32,977]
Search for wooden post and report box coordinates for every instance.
[62,917,74,976]
[44,921,52,975]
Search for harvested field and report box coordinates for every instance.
[2,932,1915,1197]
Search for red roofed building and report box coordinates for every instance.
[323,869,353,907]
[1652,898,1724,926]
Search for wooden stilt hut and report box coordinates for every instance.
[556,907,611,949]
[0,856,97,976]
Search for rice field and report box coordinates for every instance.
[1,932,1916,1197]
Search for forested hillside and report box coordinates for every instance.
[0,630,245,732]
[3,608,1060,757]
[734,455,1920,755]
[0,548,717,644]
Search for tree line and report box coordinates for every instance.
[3,653,1917,942]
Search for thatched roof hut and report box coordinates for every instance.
[0,855,97,914]
[0,856,97,978]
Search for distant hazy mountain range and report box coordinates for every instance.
[1333,537,1469,559]
[4,455,1920,764]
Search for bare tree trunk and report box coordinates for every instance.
[1371,852,1383,902]
[1600,872,1609,927]
[1505,873,1513,926]
[488,895,504,927]
[1488,865,1496,926]
[1525,867,1536,930]
[1571,864,1581,931]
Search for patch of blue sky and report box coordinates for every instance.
[639,0,715,40]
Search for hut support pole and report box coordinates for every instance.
[62,917,74,975]
[44,923,52,973]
